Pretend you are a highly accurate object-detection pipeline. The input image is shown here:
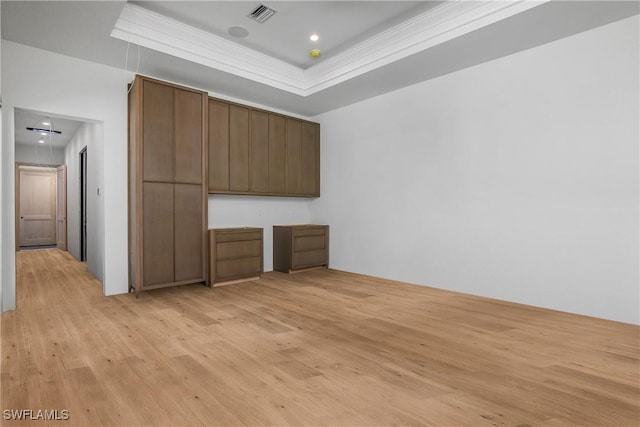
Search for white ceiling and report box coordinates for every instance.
[131,1,440,69]
[14,108,84,149]
[2,1,639,116]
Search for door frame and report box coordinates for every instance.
[56,164,68,251]
[80,146,88,262]
[15,162,63,252]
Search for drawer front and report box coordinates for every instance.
[217,240,261,260]
[215,230,262,242]
[292,250,327,269]
[293,235,325,252]
[216,257,262,279]
[292,227,326,237]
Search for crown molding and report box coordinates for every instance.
[303,0,548,92]
[111,4,307,95]
[111,1,548,97]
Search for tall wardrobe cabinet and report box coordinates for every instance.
[128,75,209,293]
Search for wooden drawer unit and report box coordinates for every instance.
[209,228,263,285]
[273,225,329,273]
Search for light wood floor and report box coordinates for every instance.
[2,249,638,426]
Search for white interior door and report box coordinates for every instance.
[19,168,57,247]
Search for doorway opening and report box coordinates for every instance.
[11,107,103,313]
[14,108,89,258]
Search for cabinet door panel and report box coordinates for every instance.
[143,80,174,182]
[292,250,327,269]
[301,122,319,196]
[175,89,203,184]
[217,257,262,279]
[269,114,286,194]
[215,230,262,242]
[250,110,269,193]
[174,184,204,282]
[294,235,326,252]
[143,182,174,286]
[217,240,262,260]
[208,100,229,191]
[272,226,292,273]
[229,105,250,191]
[286,118,302,194]
[292,227,326,237]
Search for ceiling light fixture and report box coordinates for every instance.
[38,139,45,144]
[310,34,319,42]
[27,127,62,135]
[309,49,321,58]
[42,120,51,126]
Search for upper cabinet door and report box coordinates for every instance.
[269,114,286,194]
[250,110,269,193]
[229,105,250,192]
[174,89,204,184]
[208,100,230,191]
[301,122,320,196]
[207,97,319,197]
[286,118,303,195]
[142,80,174,182]
[286,119,319,197]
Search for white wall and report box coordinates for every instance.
[0,106,2,312]
[312,16,640,325]
[0,0,3,312]
[209,195,313,271]
[64,123,101,279]
[1,41,131,311]
[15,144,65,165]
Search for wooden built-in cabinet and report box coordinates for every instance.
[268,114,287,193]
[209,228,263,285]
[273,225,329,273]
[128,75,208,293]
[208,97,320,197]
[229,105,250,192]
[286,118,320,196]
[208,99,230,191]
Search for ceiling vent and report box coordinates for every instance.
[248,4,277,24]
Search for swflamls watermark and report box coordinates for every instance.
[3,409,70,421]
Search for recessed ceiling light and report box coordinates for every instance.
[228,26,249,38]
[42,120,51,126]
[309,49,321,58]
[310,34,319,42]
[38,139,45,144]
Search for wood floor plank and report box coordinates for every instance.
[1,249,638,426]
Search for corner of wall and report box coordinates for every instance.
[1,104,16,313]
[0,0,3,313]
[0,103,3,313]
